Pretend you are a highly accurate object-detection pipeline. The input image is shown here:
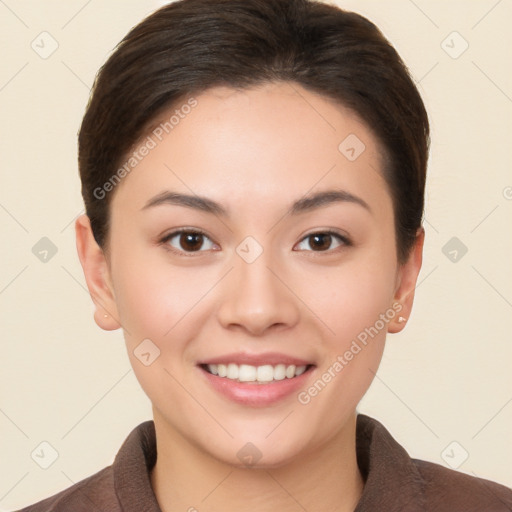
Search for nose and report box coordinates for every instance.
[216,249,300,336]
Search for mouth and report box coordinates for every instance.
[196,354,316,406]
[199,363,315,384]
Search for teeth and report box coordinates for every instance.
[295,365,306,376]
[273,364,286,380]
[217,364,227,377]
[205,363,308,383]
[240,364,257,382]
[226,363,239,379]
[285,365,296,379]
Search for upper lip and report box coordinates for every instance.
[198,352,314,367]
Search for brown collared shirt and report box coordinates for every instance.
[17,414,512,511]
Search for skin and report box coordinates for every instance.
[76,82,424,512]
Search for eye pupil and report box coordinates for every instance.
[310,233,331,251]
[181,232,203,251]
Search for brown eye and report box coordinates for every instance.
[309,233,332,251]
[295,231,350,252]
[163,230,215,253]
[179,232,204,251]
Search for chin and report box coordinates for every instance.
[204,429,312,470]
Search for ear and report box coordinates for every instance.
[388,227,425,334]
[75,214,121,331]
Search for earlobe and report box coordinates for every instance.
[388,227,425,334]
[75,214,121,331]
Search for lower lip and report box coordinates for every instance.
[198,365,315,407]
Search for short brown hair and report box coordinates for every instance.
[78,0,429,263]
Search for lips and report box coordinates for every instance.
[196,352,316,406]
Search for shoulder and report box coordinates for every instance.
[15,465,121,512]
[355,414,512,512]
[15,420,156,511]
[413,458,512,512]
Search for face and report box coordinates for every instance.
[77,82,423,467]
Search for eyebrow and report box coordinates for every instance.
[142,188,371,217]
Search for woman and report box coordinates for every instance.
[18,0,512,510]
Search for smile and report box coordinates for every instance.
[202,363,310,383]
[198,360,316,406]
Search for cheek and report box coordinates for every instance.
[110,242,214,338]
[298,250,397,346]
[111,255,218,402]
[292,246,396,405]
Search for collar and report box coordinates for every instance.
[113,419,160,510]
[354,414,426,511]
[112,414,426,511]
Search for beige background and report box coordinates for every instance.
[1,0,511,508]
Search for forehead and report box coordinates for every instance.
[111,82,391,219]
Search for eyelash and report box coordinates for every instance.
[159,229,352,257]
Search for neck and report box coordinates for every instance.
[150,411,364,512]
